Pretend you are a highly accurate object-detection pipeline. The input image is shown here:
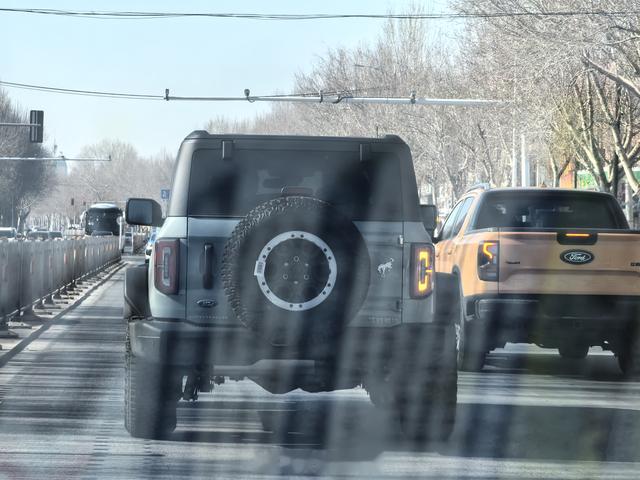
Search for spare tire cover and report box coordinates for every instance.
[222,196,370,346]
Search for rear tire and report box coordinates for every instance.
[454,282,486,372]
[558,343,589,360]
[124,332,181,439]
[618,335,640,379]
[366,324,457,445]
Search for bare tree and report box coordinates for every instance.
[455,0,640,196]
[0,89,52,230]
[33,139,176,227]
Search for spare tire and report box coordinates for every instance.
[222,196,370,347]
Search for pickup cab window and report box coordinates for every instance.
[440,197,474,240]
[440,199,465,240]
[451,197,474,237]
[472,191,627,230]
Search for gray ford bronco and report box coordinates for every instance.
[124,131,457,441]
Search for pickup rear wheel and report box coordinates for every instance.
[618,334,640,379]
[558,343,589,360]
[454,282,486,372]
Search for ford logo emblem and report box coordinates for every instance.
[196,299,218,308]
[560,250,594,265]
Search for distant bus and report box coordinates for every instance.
[83,203,123,237]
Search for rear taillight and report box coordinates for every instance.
[154,239,180,294]
[478,241,499,281]
[410,243,435,298]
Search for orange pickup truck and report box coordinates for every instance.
[434,186,640,375]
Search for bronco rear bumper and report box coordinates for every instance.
[129,319,449,368]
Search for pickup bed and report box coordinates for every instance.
[434,187,640,375]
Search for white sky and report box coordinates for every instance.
[1,0,454,158]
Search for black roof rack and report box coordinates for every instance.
[464,183,491,194]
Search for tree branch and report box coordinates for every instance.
[583,55,640,99]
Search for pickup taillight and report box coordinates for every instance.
[410,244,434,298]
[478,241,499,281]
[154,239,180,294]
[557,231,598,245]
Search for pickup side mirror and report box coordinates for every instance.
[126,198,163,227]
[419,204,438,240]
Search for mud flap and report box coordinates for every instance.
[433,272,458,325]
[124,264,150,319]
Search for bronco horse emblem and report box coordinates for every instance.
[377,258,394,277]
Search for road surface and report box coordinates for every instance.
[0,262,639,479]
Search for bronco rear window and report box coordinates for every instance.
[187,148,403,220]
[473,191,626,230]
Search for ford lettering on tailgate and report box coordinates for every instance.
[560,250,594,265]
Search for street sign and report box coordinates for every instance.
[161,189,170,200]
[29,110,44,143]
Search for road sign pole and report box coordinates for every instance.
[160,189,171,216]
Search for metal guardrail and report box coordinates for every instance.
[0,237,121,333]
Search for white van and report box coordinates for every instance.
[122,231,134,254]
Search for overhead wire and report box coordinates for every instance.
[0,79,396,102]
[0,8,638,20]
[0,80,164,100]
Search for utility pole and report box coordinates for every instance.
[521,133,530,187]
[511,68,518,188]
[511,127,519,187]
[626,181,634,225]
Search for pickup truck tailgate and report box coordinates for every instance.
[498,230,640,295]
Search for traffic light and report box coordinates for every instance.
[29,110,44,143]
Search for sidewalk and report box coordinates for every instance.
[0,261,125,364]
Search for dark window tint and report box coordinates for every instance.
[188,149,403,220]
[28,231,48,240]
[474,192,625,230]
[84,208,121,236]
